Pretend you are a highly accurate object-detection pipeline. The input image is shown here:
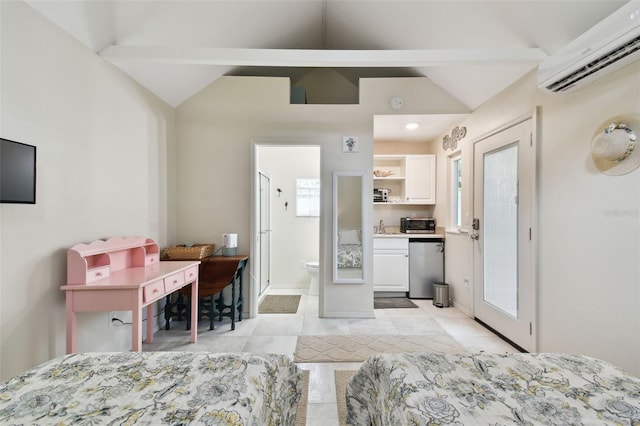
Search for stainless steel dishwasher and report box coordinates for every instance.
[409,238,444,298]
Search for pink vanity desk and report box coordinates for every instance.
[61,237,200,354]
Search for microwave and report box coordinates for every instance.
[400,217,436,233]
[374,188,390,203]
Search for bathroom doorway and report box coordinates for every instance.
[252,143,321,317]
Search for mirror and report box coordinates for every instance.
[333,172,365,283]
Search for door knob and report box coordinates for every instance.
[471,217,480,240]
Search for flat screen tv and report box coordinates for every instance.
[0,138,37,204]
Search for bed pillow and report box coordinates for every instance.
[339,229,361,244]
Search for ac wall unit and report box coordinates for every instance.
[538,0,640,94]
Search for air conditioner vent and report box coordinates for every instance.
[545,34,640,93]
[538,1,640,94]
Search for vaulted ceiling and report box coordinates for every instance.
[23,0,627,140]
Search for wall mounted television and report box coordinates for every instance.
[0,138,37,204]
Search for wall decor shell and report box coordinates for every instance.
[442,126,467,151]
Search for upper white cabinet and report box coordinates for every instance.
[373,155,436,205]
[405,155,436,204]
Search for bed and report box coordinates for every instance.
[337,244,362,269]
[346,352,640,425]
[0,351,302,425]
[337,229,362,270]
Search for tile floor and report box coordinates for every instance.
[145,288,520,426]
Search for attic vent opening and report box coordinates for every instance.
[291,87,307,104]
[289,68,360,105]
[545,34,640,93]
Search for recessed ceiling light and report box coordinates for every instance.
[405,123,419,130]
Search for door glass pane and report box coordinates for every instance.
[483,144,518,317]
[451,156,462,227]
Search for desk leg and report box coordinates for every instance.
[132,308,142,351]
[164,295,172,330]
[237,270,244,322]
[190,278,199,343]
[230,277,236,330]
[132,289,143,352]
[66,292,77,354]
[146,304,154,344]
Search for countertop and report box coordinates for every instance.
[372,226,445,239]
[373,233,444,239]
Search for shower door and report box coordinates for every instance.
[259,172,271,295]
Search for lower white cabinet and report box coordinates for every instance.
[373,238,409,292]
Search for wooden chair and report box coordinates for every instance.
[164,256,248,331]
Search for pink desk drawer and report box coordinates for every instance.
[184,266,198,283]
[86,266,110,283]
[145,254,159,266]
[144,280,165,302]
[164,271,185,292]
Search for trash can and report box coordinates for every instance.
[433,282,449,308]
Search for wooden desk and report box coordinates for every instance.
[61,237,200,353]
[201,255,248,330]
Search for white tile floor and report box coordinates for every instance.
[145,288,520,426]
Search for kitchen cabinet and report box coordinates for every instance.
[373,237,409,292]
[373,154,436,205]
[405,155,436,204]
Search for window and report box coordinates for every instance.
[296,178,320,217]
[450,155,462,228]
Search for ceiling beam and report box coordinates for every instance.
[99,46,547,67]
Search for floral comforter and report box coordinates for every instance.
[0,352,302,425]
[337,244,362,268]
[346,352,640,425]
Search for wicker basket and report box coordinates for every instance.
[164,244,215,260]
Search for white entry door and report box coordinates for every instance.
[472,118,536,351]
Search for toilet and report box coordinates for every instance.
[305,261,319,295]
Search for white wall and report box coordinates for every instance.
[175,76,374,318]
[175,75,469,318]
[432,64,640,375]
[258,146,320,288]
[0,1,175,379]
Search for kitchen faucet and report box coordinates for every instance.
[378,219,386,234]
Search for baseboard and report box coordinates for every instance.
[474,318,527,353]
[269,283,308,289]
